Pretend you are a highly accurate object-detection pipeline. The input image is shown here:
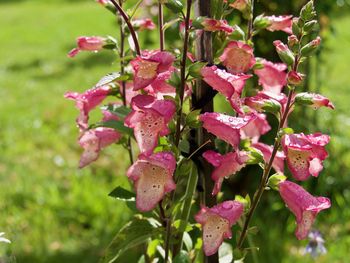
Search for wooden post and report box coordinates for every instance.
[192,1,218,262]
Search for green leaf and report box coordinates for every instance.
[182,232,193,251]
[173,250,191,263]
[100,217,161,263]
[147,239,161,258]
[267,173,286,191]
[179,139,190,154]
[188,62,207,78]
[173,219,193,232]
[95,120,133,136]
[164,0,184,14]
[300,0,316,22]
[103,104,131,119]
[185,109,201,128]
[108,186,135,201]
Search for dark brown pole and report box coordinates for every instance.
[192,1,218,262]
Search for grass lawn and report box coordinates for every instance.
[0,1,349,262]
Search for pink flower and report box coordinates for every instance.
[287,71,304,86]
[68,36,107,58]
[295,92,335,110]
[229,0,249,11]
[127,152,176,212]
[119,82,139,106]
[201,18,234,34]
[132,18,156,31]
[78,127,121,168]
[220,41,256,74]
[241,113,271,142]
[124,95,176,156]
[131,50,175,90]
[203,150,249,195]
[279,180,331,240]
[195,201,244,256]
[266,15,293,34]
[252,142,285,173]
[244,91,287,114]
[254,59,287,94]
[282,133,330,181]
[199,112,256,148]
[201,66,251,113]
[65,86,111,131]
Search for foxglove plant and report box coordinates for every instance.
[65,0,333,262]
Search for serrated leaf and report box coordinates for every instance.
[100,217,160,263]
[108,186,135,201]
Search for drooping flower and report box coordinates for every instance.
[201,65,251,113]
[201,18,234,34]
[132,18,156,31]
[294,92,335,110]
[68,36,107,58]
[254,59,287,94]
[244,91,287,115]
[241,113,271,142]
[252,142,285,173]
[266,15,293,34]
[305,230,327,258]
[203,150,249,195]
[282,133,330,181]
[124,95,176,156]
[65,86,112,131]
[220,41,256,74]
[131,50,175,90]
[195,201,244,256]
[199,112,256,148]
[279,180,331,240]
[127,152,176,212]
[78,110,121,168]
[228,0,250,12]
[78,127,121,168]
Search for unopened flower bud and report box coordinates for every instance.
[96,0,117,14]
[287,71,304,86]
[294,92,335,110]
[288,35,299,48]
[273,40,295,66]
[229,0,250,12]
[304,20,318,32]
[253,14,270,30]
[300,36,321,56]
[292,18,301,35]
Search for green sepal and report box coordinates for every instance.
[267,173,287,191]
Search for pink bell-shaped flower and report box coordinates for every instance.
[65,86,111,131]
[131,50,175,90]
[252,142,285,173]
[199,112,256,148]
[254,59,287,94]
[127,152,176,212]
[124,95,176,156]
[266,15,293,34]
[203,150,249,195]
[195,201,244,256]
[78,109,121,168]
[282,133,330,181]
[241,113,271,142]
[220,41,256,74]
[201,18,234,34]
[68,36,107,58]
[201,65,251,114]
[279,180,331,240]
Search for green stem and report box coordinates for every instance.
[174,0,193,147]
[158,1,165,51]
[174,163,198,254]
[237,87,295,249]
[110,0,141,55]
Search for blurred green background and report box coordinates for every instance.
[0,0,349,262]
